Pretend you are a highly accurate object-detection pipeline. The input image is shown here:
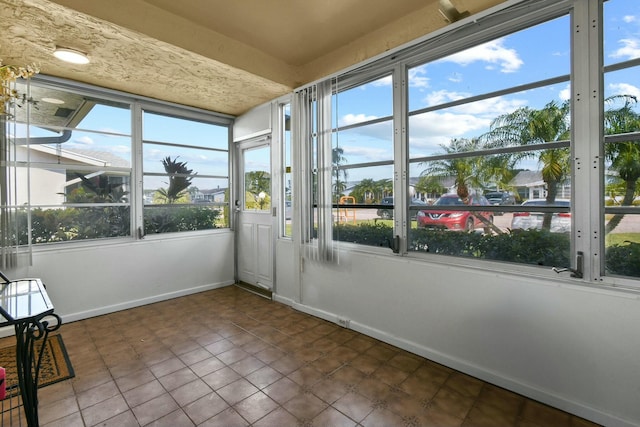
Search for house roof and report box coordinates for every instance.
[510,170,544,188]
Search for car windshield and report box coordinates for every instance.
[434,196,464,206]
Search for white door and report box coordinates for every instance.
[235,138,274,291]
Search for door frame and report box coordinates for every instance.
[233,136,276,295]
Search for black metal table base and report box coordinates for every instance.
[13,314,61,427]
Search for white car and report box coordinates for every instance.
[510,199,571,233]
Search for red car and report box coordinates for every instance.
[416,194,493,231]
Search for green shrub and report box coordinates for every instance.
[144,205,221,234]
[330,222,571,267]
[332,222,394,248]
[18,206,130,244]
[606,242,640,277]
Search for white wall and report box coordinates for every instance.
[273,243,640,427]
[233,103,271,142]
[3,231,235,323]
[243,95,640,427]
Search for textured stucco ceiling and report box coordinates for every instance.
[0,0,504,116]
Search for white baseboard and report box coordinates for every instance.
[61,280,235,324]
[0,281,235,339]
[272,293,636,427]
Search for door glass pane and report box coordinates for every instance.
[244,145,271,212]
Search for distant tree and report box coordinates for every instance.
[350,178,377,203]
[67,173,128,203]
[420,138,483,201]
[333,179,347,201]
[156,156,195,204]
[414,175,446,199]
[375,178,393,201]
[481,100,571,230]
[604,95,640,234]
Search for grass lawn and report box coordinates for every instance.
[605,232,640,246]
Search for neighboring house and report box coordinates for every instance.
[193,187,228,203]
[14,144,131,206]
[509,170,571,201]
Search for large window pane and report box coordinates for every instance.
[330,75,394,247]
[143,144,228,176]
[603,0,640,278]
[143,111,229,150]
[407,14,571,266]
[142,110,230,234]
[4,80,133,245]
[282,103,292,236]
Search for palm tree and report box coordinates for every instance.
[420,138,501,233]
[374,178,393,202]
[332,147,348,198]
[421,138,483,201]
[157,156,195,204]
[333,179,347,201]
[481,100,571,229]
[350,178,377,203]
[604,95,640,234]
[414,175,446,200]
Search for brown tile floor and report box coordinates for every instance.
[8,286,601,426]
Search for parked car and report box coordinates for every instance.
[377,197,428,220]
[484,191,517,215]
[416,193,493,231]
[510,199,571,232]
[484,191,517,206]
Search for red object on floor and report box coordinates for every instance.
[0,366,5,400]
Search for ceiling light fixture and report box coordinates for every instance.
[53,47,90,65]
[42,97,65,105]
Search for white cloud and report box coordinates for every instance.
[623,15,637,23]
[338,118,392,142]
[450,97,528,116]
[439,38,523,73]
[370,75,393,87]
[339,113,379,127]
[342,146,390,162]
[448,72,463,83]
[559,84,571,101]
[610,38,640,60]
[111,145,131,154]
[408,66,430,89]
[69,136,94,146]
[423,90,468,107]
[421,90,527,116]
[408,111,491,155]
[608,82,640,99]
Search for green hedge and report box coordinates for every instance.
[11,205,221,244]
[331,223,572,267]
[143,206,221,234]
[605,242,640,277]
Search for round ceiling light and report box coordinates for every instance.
[53,47,90,64]
[42,97,65,105]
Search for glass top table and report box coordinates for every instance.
[0,277,59,427]
[0,279,54,325]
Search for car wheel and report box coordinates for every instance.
[380,210,392,219]
[465,218,474,232]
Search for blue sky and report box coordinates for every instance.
[16,0,640,191]
[335,0,640,183]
